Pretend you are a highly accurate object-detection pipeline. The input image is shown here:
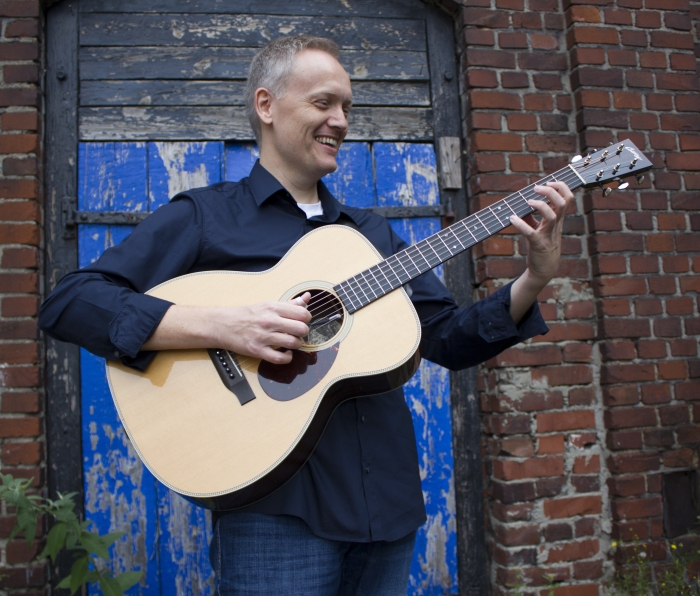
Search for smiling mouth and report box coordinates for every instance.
[315,136,339,148]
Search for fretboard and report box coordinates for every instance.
[334,165,583,314]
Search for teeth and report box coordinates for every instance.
[315,137,337,147]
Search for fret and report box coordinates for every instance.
[334,164,590,315]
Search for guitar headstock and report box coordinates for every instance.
[570,139,653,191]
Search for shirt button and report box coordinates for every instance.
[114,351,121,357]
[361,415,365,423]
[365,467,370,474]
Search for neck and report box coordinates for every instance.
[259,151,320,205]
[334,164,585,314]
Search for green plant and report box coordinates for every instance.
[610,529,700,596]
[0,473,143,595]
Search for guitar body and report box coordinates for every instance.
[106,225,421,511]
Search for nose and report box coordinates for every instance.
[328,104,348,134]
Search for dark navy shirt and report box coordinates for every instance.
[39,161,548,542]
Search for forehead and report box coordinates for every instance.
[287,49,352,95]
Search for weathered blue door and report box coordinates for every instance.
[78,141,457,595]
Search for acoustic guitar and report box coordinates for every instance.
[106,141,652,510]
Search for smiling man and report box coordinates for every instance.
[40,36,573,595]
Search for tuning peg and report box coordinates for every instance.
[571,155,582,163]
[603,187,613,197]
[616,144,624,154]
[608,142,614,147]
[636,175,645,185]
[618,182,629,190]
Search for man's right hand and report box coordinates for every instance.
[141,292,312,365]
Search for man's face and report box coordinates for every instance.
[264,49,352,182]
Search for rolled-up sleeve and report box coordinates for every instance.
[39,197,202,370]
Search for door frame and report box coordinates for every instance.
[43,1,487,592]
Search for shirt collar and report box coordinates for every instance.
[247,159,362,226]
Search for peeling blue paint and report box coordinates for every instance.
[79,141,456,595]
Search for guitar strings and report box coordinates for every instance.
[231,152,643,368]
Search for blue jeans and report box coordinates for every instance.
[210,512,416,595]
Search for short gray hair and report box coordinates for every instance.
[245,35,342,144]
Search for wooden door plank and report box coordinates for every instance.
[80,0,421,18]
[79,47,429,81]
[80,80,430,108]
[79,107,433,142]
[322,142,374,209]
[373,142,458,595]
[80,13,426,51]
[224,142,258,182]
[147,141,224,209]
[147,141,222,594]
[78,142,161,596]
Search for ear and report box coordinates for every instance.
[254,88,275,125]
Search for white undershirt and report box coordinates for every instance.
[296,201,324,219]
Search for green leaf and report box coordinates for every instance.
[40,522,68,563]
[69,555,89,595]
[79,531,111,560]
[56,576,72,589]
[115,571,143,591]
[99,575,124,596]
[102,531,125,548]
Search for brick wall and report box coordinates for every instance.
[0,0,697,593]
[0,0,45,591]
[458,0,699,593]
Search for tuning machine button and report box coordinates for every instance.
[603,187,613,197]
[571,155,582,163]
[618,182,629,190]
[636,175,645,185]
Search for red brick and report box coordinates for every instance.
[470,113,501,130]
[509,154,539,172]
[573,454,600,474]
[566,6,601,25]
[607,430,642,450]
[640,383,671,403]
[1,247,37,269]
[609,49,638,67]
[538,434,565,455]
[571,47,606,67]
[0,319,37,340]
[604,8,632,26]
[0,1,39,17]
[604,407,656,429]
[662,448,693,468]
[493,524,540,546]
[1,441,41,465]
[602,385,639,407]
[611,496,663,520]
[646,94,674,110]
[472,132,522,152]
[650,31,694,50]
[608,452,660,474]
[645,233,674,252]
[546,539,599,563]
[492,456,565,481]
[669,338,696,356]
[3,156,37,176]
[667,153,700,171]
[569,25,619,45]
[0,343,38,364]
[0,417,40,437]
[0,133,38,154]
[0,110,38,131]
[537,410,595,433]
[0,272,38,293]
[524,94,554,111]
[465,48,516,69]
[0,198,40,216]
[506,113,537,131]
[466,70,498,88]
[601,363,656,384]
[470,90,521,110]
[1,391,40,413]
[464,29,495,46]
[4,18,39,37]
[670,53,698,71]
[461,7,510,27]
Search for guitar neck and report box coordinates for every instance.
[334,165,584,314]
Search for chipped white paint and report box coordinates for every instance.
[154,142,211,198]
[416,512,453,592]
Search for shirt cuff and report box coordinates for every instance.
[478,280,549,344]
[108,293,173,360]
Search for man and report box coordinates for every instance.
[40,35,573,595]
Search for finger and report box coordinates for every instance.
[546,180,573,201]
[533,184,566,210]
[259,346,294,365]
[289,292,311,307]
[274,301,312,323]
[528,197,557,223]
[509,214,537,238]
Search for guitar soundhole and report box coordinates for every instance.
[298,289,345,348]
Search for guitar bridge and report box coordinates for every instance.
[207,349,256,405]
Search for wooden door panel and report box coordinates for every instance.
[78,141,456,595]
